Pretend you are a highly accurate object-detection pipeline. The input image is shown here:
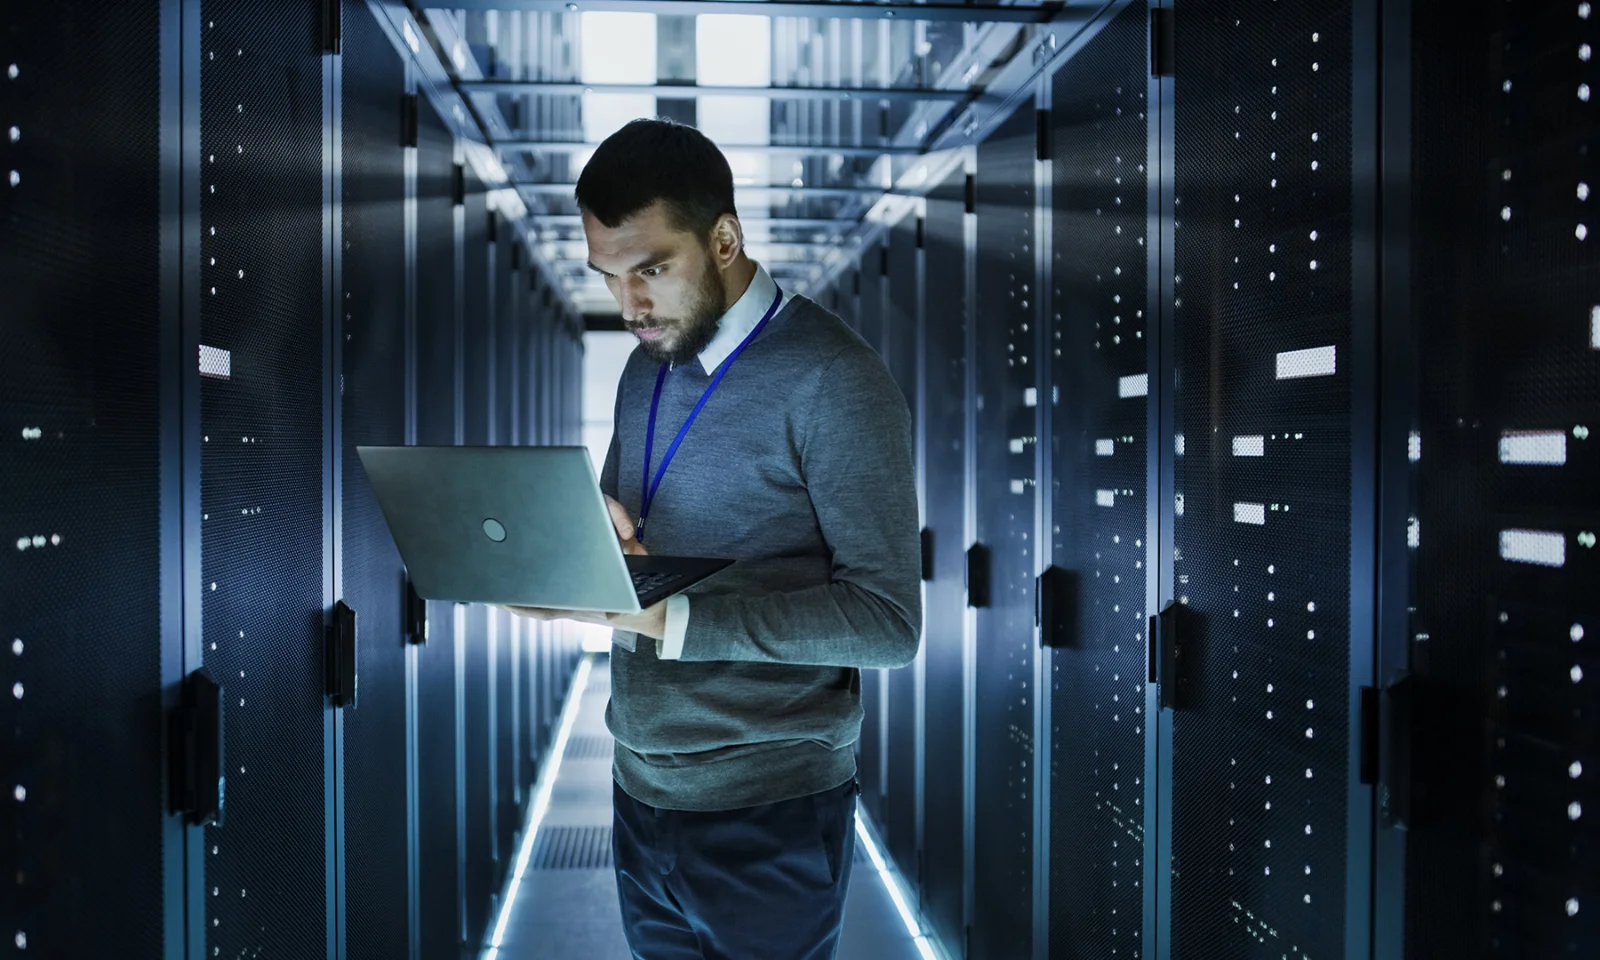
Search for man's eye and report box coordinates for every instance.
[642,267,662,278]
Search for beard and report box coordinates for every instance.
[630,256,727,368]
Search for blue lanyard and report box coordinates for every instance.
[638,286,783,543]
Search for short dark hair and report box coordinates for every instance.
[575,118,737,238]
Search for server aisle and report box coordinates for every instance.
[491,655,933,960]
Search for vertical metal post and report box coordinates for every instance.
[325,8,346,956]
[961,143,979,951]
[1031,66,1054,960]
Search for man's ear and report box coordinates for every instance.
[709,214,744,269]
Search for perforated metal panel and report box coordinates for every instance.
[198,3,328,954]
[413,91,463,959]
[972,98,1038,960]
[495,220,518,448]
[885,216,921,880]
[1045,7,1151,958]
[0,5,165,955]
[1170,1,1354,956]
[340,6,410,958]
[919,169,969,953]
[1405,1,1600,955]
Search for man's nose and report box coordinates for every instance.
[618,278,651,322]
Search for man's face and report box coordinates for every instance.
[584,201,727,367]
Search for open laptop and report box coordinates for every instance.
[354,445,734,613]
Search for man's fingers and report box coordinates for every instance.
[604,495,635,542]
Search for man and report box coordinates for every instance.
[504,118,921,960]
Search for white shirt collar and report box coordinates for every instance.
[679,262,790,375]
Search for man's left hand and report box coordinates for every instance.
[499,601,670,641]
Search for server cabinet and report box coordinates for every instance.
[1044,6,1153,958]
[1165,1,1367,956]
[1393,1,1600,956]
[340,6,410,957]
[1,5,168,956]
[857,238,889,828]
[919,168,971,954]
[198,2,330,955]
[971,97,1040,960]
[884,214,922,881]
[413,88,464,958]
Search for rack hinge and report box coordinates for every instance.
[322,0,342,55]
[168,668,225,827]
[401,93,419,148]
[326,600,359,708]
[404,578,429,645]
[452,163,466,206]
[1152,8,1175,77]
[1036,108,1051,162]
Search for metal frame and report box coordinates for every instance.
[1149,1,1176,957]
[1372,0,1413,954]
[515,182,890,198]
[325,6,347,955]
[401,46,424,960]
[498,137,929,159]
[440,0,1082,24]
[461,79,973,102]
[960,142,978,957]
[1030,57,1053,960]
[159,1,205,956]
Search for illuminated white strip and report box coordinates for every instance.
[1235,503,1267,525]
[854,812,939,960]
[1500,529,1566,568]
[1408,517,1420,549]
[1592,305,1600,349]
[403,19,421,53]
[485,655,595,956]
[1499,431,1567,465]
[1176,434,1186,456]
[1010,438,1026,455]
[1233,435,1266,457]
[1024,387,1038,408]
[1011,480,1027,495]
[1119,374,1148,398]
[1276,345,1337,380]
[1097,489,1117,508]
[199,344,231,380]
[1408,431,1421,463]
[1096,439,1115,457]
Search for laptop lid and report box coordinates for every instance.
[355,445,643,613]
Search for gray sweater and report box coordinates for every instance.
[599,293,922,812]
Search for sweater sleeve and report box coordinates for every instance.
[675,344,923,669]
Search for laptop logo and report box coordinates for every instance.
[482,518,507,542]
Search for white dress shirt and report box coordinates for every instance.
[650,262,791,660]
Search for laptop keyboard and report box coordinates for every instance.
[631,570,686,598]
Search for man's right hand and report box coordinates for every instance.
[605,495,648,556]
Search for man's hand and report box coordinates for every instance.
[498,493,663,636]
[605,495,648,557]
[499,600,670,640]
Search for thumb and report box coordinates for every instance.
[604,495,635,542]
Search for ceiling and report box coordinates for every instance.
[414,0,1075,316]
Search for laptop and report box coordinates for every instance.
[354,445,735,613]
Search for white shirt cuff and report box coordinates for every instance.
[657,594,691,660]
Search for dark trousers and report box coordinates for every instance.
[612,777,860,960]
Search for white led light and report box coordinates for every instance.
[1499,430,1568,465]
[1583,84,1594,102]
[1500,529,1566,567]
[1235,503,1267,526]
[1096,439,1115,456]
[854,812,939,960]
[1233,436,1266,457]
[1409,431,1422,461]
[1592,305,1600,349]
[486,656,594,952]
[1119,374,1149,398]
[1277,345,1337,379]
[1097,490,1117,508]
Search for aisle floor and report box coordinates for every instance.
[491,656,928,960]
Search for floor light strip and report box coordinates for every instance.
[854,810,940,960]
[483,653,595,959]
